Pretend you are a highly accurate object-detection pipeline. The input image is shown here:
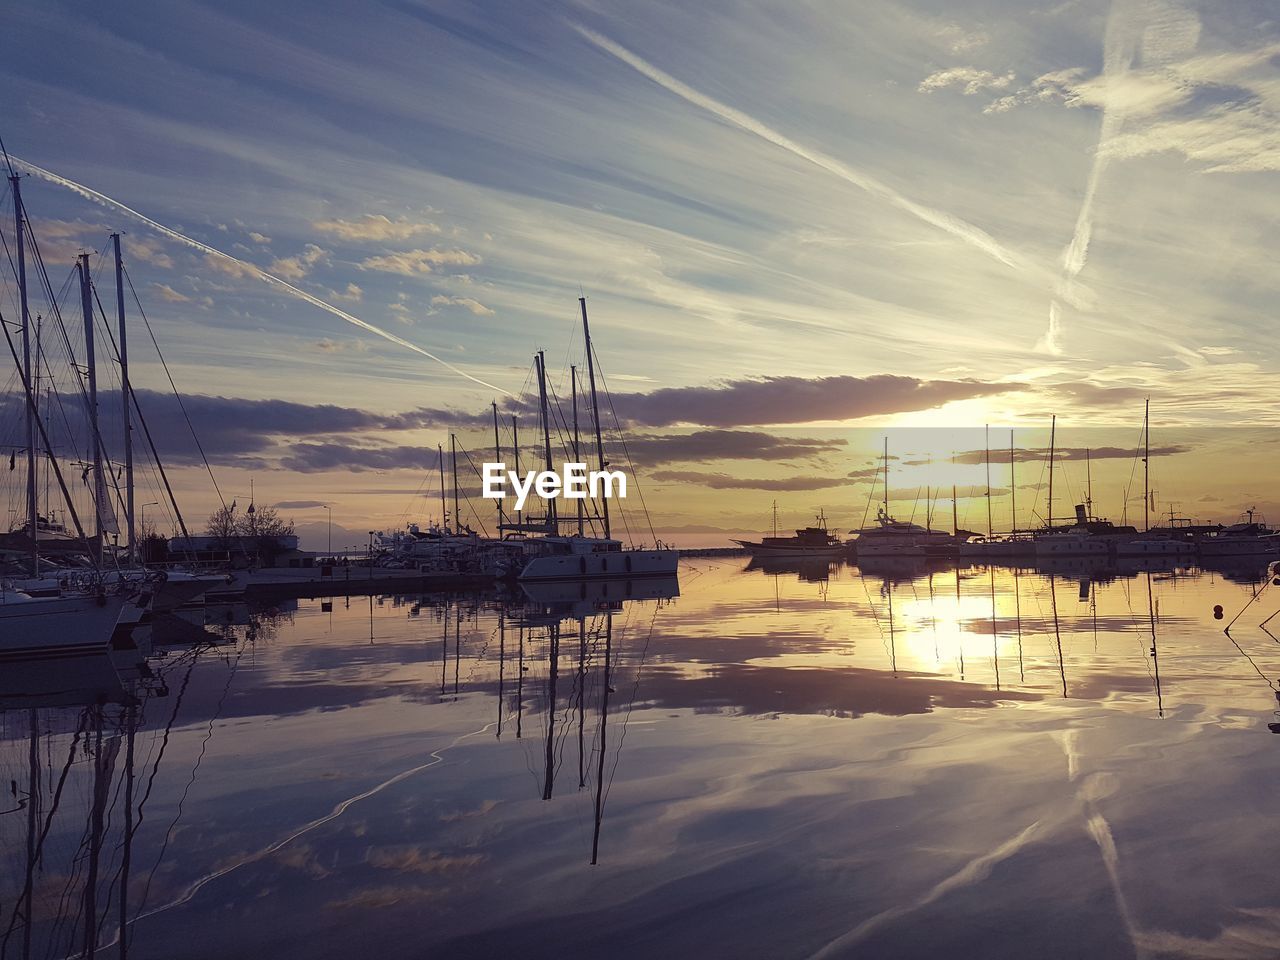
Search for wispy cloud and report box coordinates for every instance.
[430,294,494,316]
[268,242,328,280]
[918,67,1015,96]
[650,470,849,491]
[312,213,441,242]
[359,247,481,276]
[151,281,190,302]
[9,155,512,396]
[570,22,1022,269]
[610,374,1024,427]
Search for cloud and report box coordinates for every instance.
[332,282,363,302]
[358,248,481,276]
[609,374,1024,427]
[571,23,1022,269]
[649,470,849,491]
[1052,381,1151,405]
[934,22,990,55]
[918,67,1015,96]
[268,243,329,280]
[313,337,370,354]
[430,294,494,316]
[279,443,444,473]
[312,214,441,242]
[272,500,329,509]
[949,444,1189,465]
[248,231,271,244]
[152,282,190,303]
[622,430,846,465]
[10,156,510,395]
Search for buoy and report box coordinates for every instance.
[1213,605,1224,620]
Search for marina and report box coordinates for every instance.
[4,558,1280,957]
[4,0,1280,954]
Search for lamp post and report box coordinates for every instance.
[322,505,332,557]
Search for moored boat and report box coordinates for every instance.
[733,510,845,558]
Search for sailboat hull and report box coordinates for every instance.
[0,593,131,661]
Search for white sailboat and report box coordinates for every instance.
[2,167,155,653]
[1117,400,1195,559]
[510,300,678,582]
[0,589,135,660]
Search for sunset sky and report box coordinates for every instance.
[2,0,1277,549]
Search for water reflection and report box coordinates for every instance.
[4,561,1280,958]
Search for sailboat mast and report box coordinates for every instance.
[450,433,460,534]
[11,175,37,574]
[536,350,556,531]
[952,484,958,535]
[437,442,447,530]
[1009,429,1016,532]
[1143,397,1150,532]
[579,298,610,539]
[883,436,889,517]
[512,415,521,530]
[1047,415,1056,532]
[492,401,504,531]
[1086,448,1093,517]
[79,253,106,563]
[113,234,135,563]
[572,364,583,536]
[985,423,993,536]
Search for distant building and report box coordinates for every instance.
[167,534,310,569]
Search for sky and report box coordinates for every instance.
[1,0,1278,548]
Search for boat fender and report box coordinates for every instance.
[1213,605,1224,620]
[96,592,107,607]
[579,558,587,575]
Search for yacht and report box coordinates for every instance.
[516,535,679,581]
[1035,505,1137,559]
[733,511,846,558]
[1199,510,1280,557]
[852,508,957,559]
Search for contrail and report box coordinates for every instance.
[571,23,1021,270]
[1041,0,1198,354]
[72,720,498,957]
[807,819,1045,958]
[9,155,514,396]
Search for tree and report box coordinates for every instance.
[203,502,295,564]
[205,503,239,549]
[242,505,294,539]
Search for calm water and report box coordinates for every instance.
[4,559,1280,959]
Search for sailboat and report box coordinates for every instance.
[958,427,1036,558]
[1117,399,1195,559]
[1033,422,1136,559]
[2,169,152,654]
[506,299,679,582]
